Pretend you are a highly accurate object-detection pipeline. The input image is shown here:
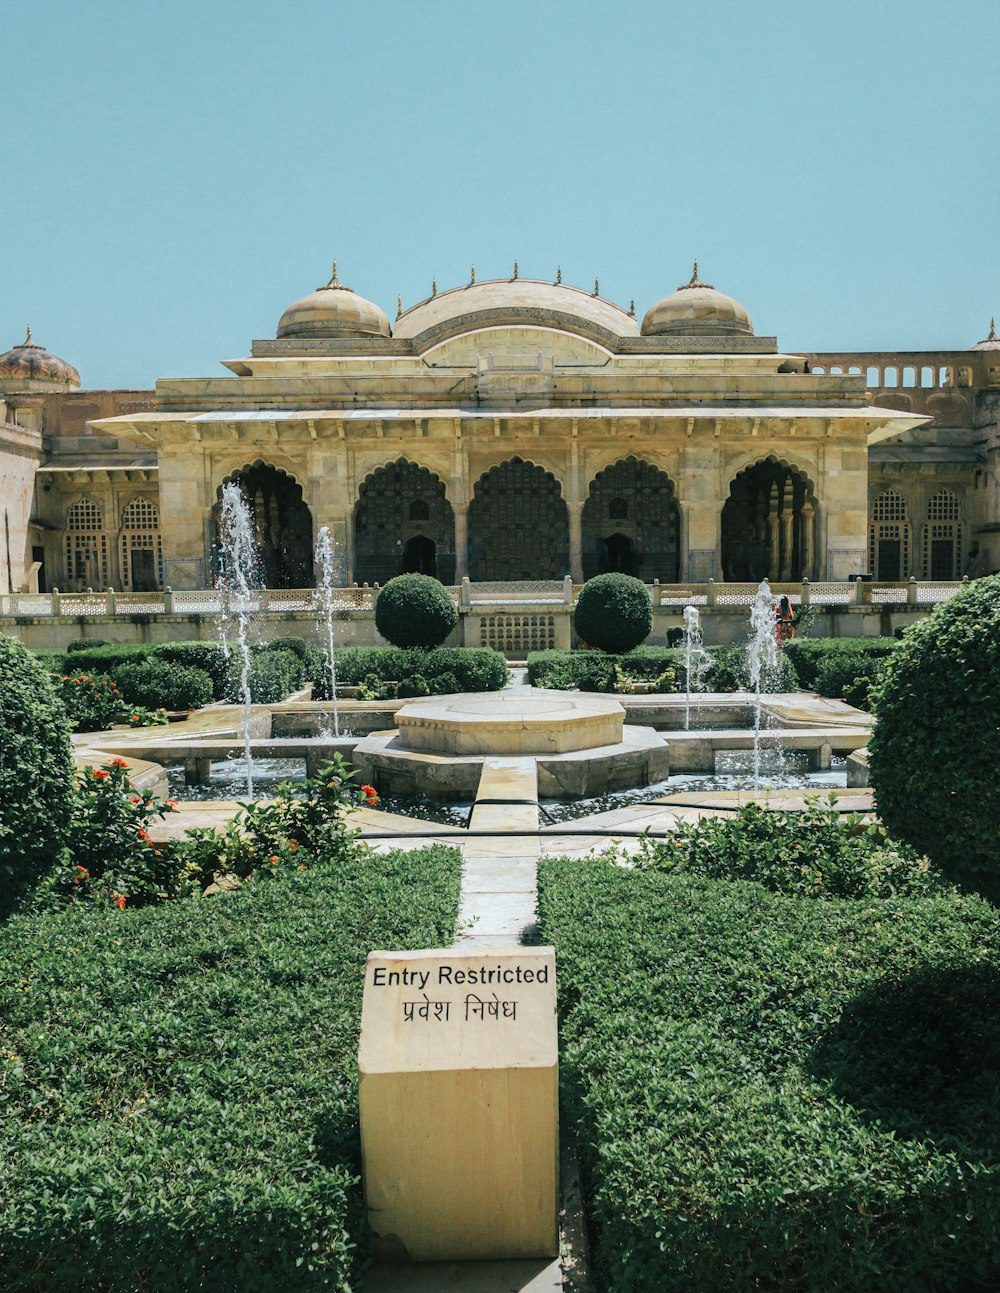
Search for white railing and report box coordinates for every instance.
[0,579,971,619]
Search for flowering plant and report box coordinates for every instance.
[54,673,169,732]
[43,759,185,908]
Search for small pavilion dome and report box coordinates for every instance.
[277,262,391,340]
[971,318,1000,351]
[641,263,754,337]
[0,327,80,387]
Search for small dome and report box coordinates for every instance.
[277,262,391,340]
[641,263,754,337]
[971,318,1000,351]
[0,327,80,387]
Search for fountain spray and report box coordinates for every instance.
[314,526,341,738]
[747,579,780,789]
[218,483,260,798]
[681,605,711,731]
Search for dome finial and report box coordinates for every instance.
[24,324,32,345]
[679,260,714,291]
[593,276,600,296]
[396,295,402,320]
[513,259,519,280]
[629,299,635,317]
[556,265,562,284]
[329,259,339,285]
[470,263,476,285]
[990,317,997,342]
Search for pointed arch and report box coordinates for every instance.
[582,456,680,580]
[213,461,313,588]
[922,488,964,579]
[354,458,455,584]
[468,456,568,580]
[120,496,163,591]
[722,455,818,581]
[64,496,108,590]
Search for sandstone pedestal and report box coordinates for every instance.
[359,946,558,1262]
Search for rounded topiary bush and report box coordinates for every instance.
[869,574,1000,903]
[574,573,652,653]
[0,635,74,914]
[375,574,458,649]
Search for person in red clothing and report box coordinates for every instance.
[775,594,797,646]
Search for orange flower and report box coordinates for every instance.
[92,769,109,781]
[136,828,151,843]
[297,864,307,871]
[109,758,129,768]
[165,799,178,812]
[113,894,126,909]
[268,855,279,864]
[361,784,377,797]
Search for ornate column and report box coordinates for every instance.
[568,500,584,583]
[454,501,469,582]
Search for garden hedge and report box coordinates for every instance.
[310,645,507,697]
[0,844,462,1291]
[112,658,215,712]
[527,644,797,693]
[782,637,898,689]
[869,574,1000,904]
[573,572,652,653]
[538,854,1000,1291]
[0,636,74,916]
[374,573,458,648]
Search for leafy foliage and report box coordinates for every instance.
[573,573,652,653]
[113,658,215,711]
[704,643,798,693]
[782,636,898,689]
[538,854,1000,1292]
[54,673,167,732]
[226,647,305,704]
[0,842,462,1291]
[310,645,507,698]
[0,637,74,916]
[374,573,458,648]
[152,642,230,699]
[812,654,886,710]
[637,797,946,901]
[869,574,1000,903]
[528,646,682,691]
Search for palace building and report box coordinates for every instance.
[2,262,998,596]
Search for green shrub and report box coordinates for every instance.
[528,647,681,691]
[397,673,430,698]
[706,643,798,692]
[0,637,74,915]
[637,797,945,900]
[375,573,458,648]
[574,573,652,653]
[813,653,887,709]
[66,637,107,652]
[869,574,1000,903]
[113,658,214,711]
[55,672,127,731]
[28,647,67,674]
[430,670,459,694]
[152,641,230,699]
[265,635,311,662]
[0,842,462,1291]
[310,645,506,696]
[230,648,304,704]
[538,854,1000,1292]
[57,642,158,676]
[783,636,898,688]
[422,647,508,691]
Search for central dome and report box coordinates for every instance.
[393,275,639,341]
[277,263,391,340]
[641,263,754,337]
[0,327,80,388]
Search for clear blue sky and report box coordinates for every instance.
[5,0,999,388]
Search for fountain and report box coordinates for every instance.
[681,605,711,731]
[747,579,780,788]
[314,525,341,738]
[216,483,260,797]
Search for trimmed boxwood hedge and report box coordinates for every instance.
[112,658,215,711]
[538,854,1000,1292]
[527,644,797,693]
[782,636,898,689]
[374,573,458,648]
[0,844,462,1291]
[0,637,74,916]
[310,645,507,697]
[869,574,1000,904]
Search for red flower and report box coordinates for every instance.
[165,799,178,812]
[109,758,129,768]
[113,894,126,909]
[92,769,109,781]
[268,855,279,864]
[136,828,151,843]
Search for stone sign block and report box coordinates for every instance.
[359,945,558,1262]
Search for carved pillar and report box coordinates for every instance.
[454,502,469,583]
[568,501,584,583]
[781,511,794,581]
[802,502,815,578]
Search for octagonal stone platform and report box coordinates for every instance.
[395,691,624,756]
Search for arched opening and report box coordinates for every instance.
[214,463,313,588]
[354,459,455,585]
[468,457,568,580]
[120,496,163,591]
[722,458,817,581]
[869,488,911,580]
[65,497,108,590]
[582,457,680,581]
[922,489,963,579]
[403,534,437,575]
